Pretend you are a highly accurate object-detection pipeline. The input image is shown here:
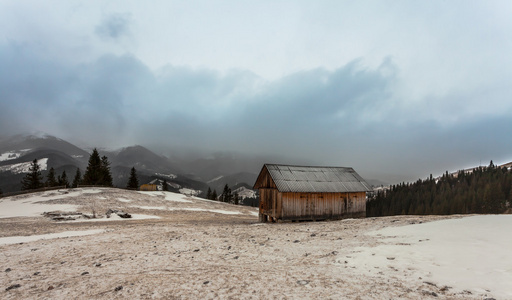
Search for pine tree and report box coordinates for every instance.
[82,148,102,185]
[46,167,58,187]
[82,149,113,186]
[221,184,232,203]
[211,189,218,200]
[72,168,82,188]
[100,156,113,187]
[233,192,240,205]
[21,159,44,190]
[58,170,69,188]
[126,167,139,189]
[162,179,168,191]
[206,187,212,200]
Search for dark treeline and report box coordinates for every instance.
[20,148,113,191]
[205,184,240,205]
[205,184,259,207]
[367,161,512,217]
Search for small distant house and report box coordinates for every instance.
[140,184,158,191]
[253,164,372,222]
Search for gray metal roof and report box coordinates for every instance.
[264,164,372,193]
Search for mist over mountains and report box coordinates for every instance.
[0,133,281,195]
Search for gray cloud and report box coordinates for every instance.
[1,39,511,183]
[95,13,132,41]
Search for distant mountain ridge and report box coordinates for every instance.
[0,134,257,196]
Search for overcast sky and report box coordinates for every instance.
[1,0,511,183]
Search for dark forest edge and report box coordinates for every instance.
[367,161,512,217]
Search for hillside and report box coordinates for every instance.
[0,188,510,299]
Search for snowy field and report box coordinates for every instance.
[0,188,511,299]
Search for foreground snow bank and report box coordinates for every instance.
[354,215,512,298]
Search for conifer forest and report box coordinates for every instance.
[367,162,512,217]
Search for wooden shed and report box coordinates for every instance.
[140,184,158,191]
[253,164,372,222]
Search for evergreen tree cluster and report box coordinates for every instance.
[45,167,69,188]
[367,162,512,217]
[206,187,217,200]
[81,148,113,187]
[205,184,240,205]
[21,149,114,191]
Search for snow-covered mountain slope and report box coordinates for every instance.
[0,134,90,160]
[0,158,48,174]
[232,186,257,199]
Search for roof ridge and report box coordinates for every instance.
[264,163,353,169]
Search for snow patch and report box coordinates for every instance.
[131,205,167,210]
[179,188,201,196]
[138,191,192,202]
[163,192,192,203]
[352,215,512,298]
[83,188,103,194]
[207,175,224,183]
[129,204,242,215]
[0,151,21,162]
[0,188,110,219]
[233,186,257,199]
[169,207,242,215]
[0,229,105,246]
[155,172,177,179]
[0,158,48,174]
[0,197,79,219]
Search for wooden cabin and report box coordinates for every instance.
[253,164,372,222]
[140,184,158,191]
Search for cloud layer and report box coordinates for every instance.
[1,1,512,183]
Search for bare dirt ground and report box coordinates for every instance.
[0,188,491,299]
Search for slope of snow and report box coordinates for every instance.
[207,175,224,183]
[233,186,256,199]
[351,215,512,298]
[0,151,24,162]
[154,173,177,179]
[0,158,48,174]
[179,188,201,196]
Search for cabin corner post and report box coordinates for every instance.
[258,188,267,223]
[259,212,267,223]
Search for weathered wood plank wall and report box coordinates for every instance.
[279,192,366,220]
